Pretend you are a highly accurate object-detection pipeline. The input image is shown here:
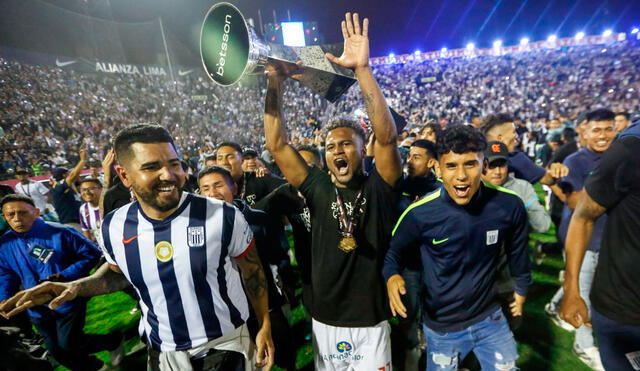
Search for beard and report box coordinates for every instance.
[131,180,183,212]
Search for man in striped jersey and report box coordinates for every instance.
[77,178,103,243]
[2,124,274,370]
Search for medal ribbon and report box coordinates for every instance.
[334,187,364,236]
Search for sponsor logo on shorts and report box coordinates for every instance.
[322,341,364,362]
[336,341,352,353]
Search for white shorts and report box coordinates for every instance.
[312,318,392,371]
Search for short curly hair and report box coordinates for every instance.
[436,125,487,158]
[324,117,366,142]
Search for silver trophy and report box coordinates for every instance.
[199,2,357,103]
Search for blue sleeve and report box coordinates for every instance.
[383,210,421,281]
[506,200,533,296]
[559,156,584,194]
[58,228,101,281]
[509,152,547,184]
[0,260,20,301]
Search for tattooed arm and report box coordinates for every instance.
[264,63,309,189]
[0,263,130,318]
[559,192,606,328]
[235,244,274,369]
[325,12,402,186]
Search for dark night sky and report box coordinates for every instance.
[14,0,640,57]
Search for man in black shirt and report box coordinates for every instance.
[50,150,86,230]
[198,166,296,370]
[401,139,440,204]
[263,12,402,369]
[216,142,287,209]
[561,125,640,370]
[395,138,440,370]
[216,141,304,309]
[551,127,578,164]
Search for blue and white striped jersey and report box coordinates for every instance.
[99,192,253,351]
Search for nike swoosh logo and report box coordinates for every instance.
[432,237,449,245]
[122,235,139,245]
[55,58,77,67]
[178,69,194,76]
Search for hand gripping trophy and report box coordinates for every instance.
[200,2,357,102]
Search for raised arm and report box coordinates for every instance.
[65,148,87,187]
[325,13,401,186]
[264,64,309,188]
[101,148,115,189]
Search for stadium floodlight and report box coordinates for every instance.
[575,31,585,40]
[441,47,448,53]
[466,42,475,51]
[547,34,557,42]
[520,37,529,46]
[493,40,502,48]
[414,49,421,55]
[389,52,395,58]
[603,29,612,37]
[632,28,639,34]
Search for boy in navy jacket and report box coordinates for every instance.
[384,125,532,370]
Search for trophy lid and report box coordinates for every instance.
[200,2,251,86]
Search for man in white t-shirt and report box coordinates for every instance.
[14,168,51,214]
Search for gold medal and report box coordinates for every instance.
[334,187,364,253]
[339,236,357,253]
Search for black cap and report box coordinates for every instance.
[15,168,30,175]
[242,148,258,158]
[485,141,509,163]
[52,167,68,181]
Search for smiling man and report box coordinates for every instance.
[384,125,532,371]
[263,12,402,370]
[550,109,616,370]
[0,124,274,371]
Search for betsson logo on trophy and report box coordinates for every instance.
[216,14,232,77]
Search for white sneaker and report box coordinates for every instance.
[109,338,125,367]
[545,303,575,332]
[573,345,605,371]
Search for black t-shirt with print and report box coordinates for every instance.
[298,166,400,327]
[585,136,640,325]
[51,181,81,223]
[240,172,286,208]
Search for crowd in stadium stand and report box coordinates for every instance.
[1,42,639,180]
[1,33,640,371]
